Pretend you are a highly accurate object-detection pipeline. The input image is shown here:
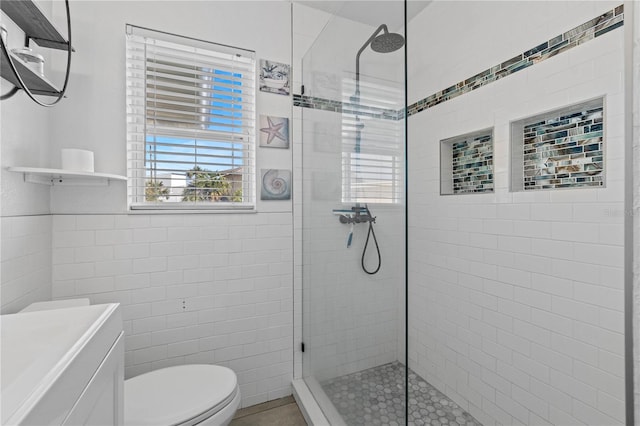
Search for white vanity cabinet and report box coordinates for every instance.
[1,303,124,425]
[63,332,124,425]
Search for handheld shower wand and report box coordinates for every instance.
[335,205,381,274]
[361,204,381,275]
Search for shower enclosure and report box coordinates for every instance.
[295,1,480,424]
[294,1,631,425]
[296,2,411,424]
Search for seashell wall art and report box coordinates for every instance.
[259,115,290,149]
[260,169,292,200]
[259,59,290,96]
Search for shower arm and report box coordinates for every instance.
[353,24,389,157]
[354,24,388,100]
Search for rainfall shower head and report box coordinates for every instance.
[354,24,405,98]
[358,24,405,56]
[371,31,405,53]
[352,24,405,155]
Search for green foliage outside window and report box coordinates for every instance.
[182,166,241,202]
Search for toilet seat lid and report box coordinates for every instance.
[125,364,238,426]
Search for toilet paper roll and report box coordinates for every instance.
[11,47,45,76]
[61,149,94,172]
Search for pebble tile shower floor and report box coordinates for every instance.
[321,362,481,426]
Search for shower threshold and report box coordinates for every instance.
[320,362,482,426]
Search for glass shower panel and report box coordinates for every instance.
[299,2,407,424]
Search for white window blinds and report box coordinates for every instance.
[341,78,403,204]
[126,25,256,209]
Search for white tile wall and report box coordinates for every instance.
[296,104,405,384]
[0,0,298,410]
[408,1,626,424]
[1,215,52,314]
[3,1,637,421]
[632,1,640,421]
[51,213,293,408]
[1,0,54,316]
[292,2,406,386]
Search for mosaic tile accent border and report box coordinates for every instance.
[441,131,494,195]
[406,5,623,116]
[293,94,400,120]
[293,5,623,120]
[515,100,604,191]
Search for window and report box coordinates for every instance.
[341,78,403,204]
[126,25,256,210]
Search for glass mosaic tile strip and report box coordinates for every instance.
[293,5,623,122]
[406,4,623,117]
[521,104,604,190]
[293,94,400,121]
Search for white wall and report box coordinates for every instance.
[298,107,404,383]
[1,0,298,408]
[3,0,633,418]
[408,1,625,425]
[291,2,334,382]
[51,212,293,407]
[48,0,294,408]
[292,2,406,384]
[631,0,640,421]
[1,0,54,313]
[48,0,292,215]
[1,215,52,313]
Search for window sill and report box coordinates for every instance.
[128,204,256,214]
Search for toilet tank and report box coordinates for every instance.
[19,298,90,313]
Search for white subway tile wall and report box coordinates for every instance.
[408,1,625,425]
[1,215,52,314]
[51,213,293,408]
[298,107,406,383]
[634,0,640,421]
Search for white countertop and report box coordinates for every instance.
[1,304,120,425]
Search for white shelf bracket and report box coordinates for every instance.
[24,172,55,185]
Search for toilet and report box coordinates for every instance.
[125,364,240,426]
[19,299,241,426]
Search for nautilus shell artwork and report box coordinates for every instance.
[261,169,291,200]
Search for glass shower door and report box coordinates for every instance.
[298,2,407,424]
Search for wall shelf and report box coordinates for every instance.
[7,167,127,186]
[0,50,60,96]
[510,98,605,192]
[1,0,73,101]
[1,0,72,51]
[440,128,494,195]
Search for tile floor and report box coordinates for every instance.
[231,363,481,426]
[322,362,482,426]
[230,395,307,426]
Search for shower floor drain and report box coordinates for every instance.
[321,362,482,426]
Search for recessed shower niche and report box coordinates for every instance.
[440,128,494,195]
[511,97,605,191]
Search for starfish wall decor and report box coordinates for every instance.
[259,115,290,148]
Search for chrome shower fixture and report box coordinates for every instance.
[352,23,405,154]
[337,206,376,224]
[354,24,405,99]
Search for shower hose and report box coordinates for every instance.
[362,205,381,275]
